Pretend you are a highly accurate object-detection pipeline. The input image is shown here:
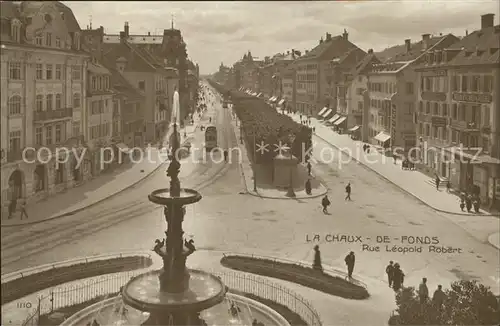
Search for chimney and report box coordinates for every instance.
[319,37,323,44]
[422,34,430,50]
[405,39,411,53]
[368,49,373,54]
[342,29,348,41]
[326,33,331,41]
[148,32,151,36]
[481,13,494,29]
[119,31,125,43]
[124,21,129,37]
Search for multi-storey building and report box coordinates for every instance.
[365,33,459,152]
[234,52,261,92]
[94,23,179,142]
[294,30,363,116]
[345,49,380,139]
[1,1,88,212]
[109,66,145,151]
[85,57,114,175]
[415,13,500,208]
[281,64,296,111]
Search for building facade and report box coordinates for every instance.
[294,30,361,116]
[1,1,88,213]
[85,57,114,175]
[415,13,500,208]
[365,33,458,152]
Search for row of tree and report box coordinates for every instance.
[208,80,312,164]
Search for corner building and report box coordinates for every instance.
[1,1,88,214]
[415,13,500,208]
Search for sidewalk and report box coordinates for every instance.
[1,123,199,227]
[230,118,328,199]
[291,113,499,217]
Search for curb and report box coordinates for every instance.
[2,123,204,228]
[312,131,499,217]
[487,232,500,250]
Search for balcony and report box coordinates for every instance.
[34,108,73,122]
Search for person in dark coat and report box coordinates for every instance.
[465,194,472,212]
[312,245,323,272]
[305,179,312,195]
[386,261,394,287]
[432,285,445,310]
[321,195,330,214]
[435,175,440,190]
[307,161,312,176]
[344,251,355,279]
[345,182,352,201]
[392,263,405,291]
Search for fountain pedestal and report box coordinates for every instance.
[120,123,228,325]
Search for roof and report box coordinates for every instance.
[53,1,81,32]
[447,25,500,66]
[376,36,445,63]
[297,35,358,61]
[101,42,156,73]
[351,53,381,76]
[88,60,111,75]
[108,66,144,101]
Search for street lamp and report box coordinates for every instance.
[285,134,296,198]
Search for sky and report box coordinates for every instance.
[64,1,499,75]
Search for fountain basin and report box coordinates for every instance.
[148,188,202,206]
[122,269,226,313]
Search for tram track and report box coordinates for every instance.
[1,100,234,268]
[1,160,232,268]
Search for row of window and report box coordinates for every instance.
[450,75,493,93]
[368,82,399,94]
[296,64,318,71]
[297,74,317,82]
[89,123,111,140]
[34,93,80,112]
[90,99,110,115]
[9,62,82,81]
[34,124,65,146]
[418,101,490,125]
[418,124,487,150]
[91,76,111,91]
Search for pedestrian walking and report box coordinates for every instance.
[392,153,397,164]
[386,261,394,287]
[446,180,451,192]
[223,150,228,162]
[392,263,405,292]
[19,201,28,220]
[418,277,429,304]
[435,175,440,190]
[307,161,312,176]
[345,182,351,201]
[466,194,472,212]
[321,195,330,214]
[344,251,355,279]
[8,198,17,219]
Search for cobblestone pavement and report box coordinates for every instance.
[3,85,498,326]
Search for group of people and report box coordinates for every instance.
[417,277,447,309]
[459,192,481,213]
[385,261,406,291]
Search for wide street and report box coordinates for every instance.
[2,82,498,325]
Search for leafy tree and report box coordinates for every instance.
[391,280,500,325]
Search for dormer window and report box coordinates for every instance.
[97,76,102,90]
[11,19,21,42]
[55,37,61,48]
[428,53,434,64]
[91,76,96,90]
[442,51,447,62]
[35,34,43,46]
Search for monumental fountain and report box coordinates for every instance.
[119,90,226,325]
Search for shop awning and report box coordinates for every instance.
[270,96,277,102]
[328,114,340,123]
[257,92,262,97]
[374,131,391,143]
[116,143,130,152]
[278,99,285,105]
[349,125,360,132]
[318,107,328,116]
[322,109,333,118]
[334,116,347,125]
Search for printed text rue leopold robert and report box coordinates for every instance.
[305,234,463,254]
